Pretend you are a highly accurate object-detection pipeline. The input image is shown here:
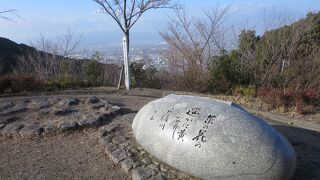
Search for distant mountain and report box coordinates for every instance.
[83,30,164,48]
[0,37,38,75]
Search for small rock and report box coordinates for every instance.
[59,121,78,132]
[0,116,19,124]
[120,157,139,173]
[150,174,167,180]
[1,122,24,137]
[1,104,27,116]
[137,145,144,150]
[20,124,43,137]
[0,123,6,129]
[32,99,50,109]
[96,117,105,127]
[39,108,51,115]
[48,98,61,105]
[86,96,99,104]
[160,164,169,172]
[96,113,111,123]
[23,99,31,103]
[0,119,6,124]
[112,105,121,111]
[64,98,80,106]
[99,123,119,137]
[142,158,152,165]
[152,161,160,166]
[109,148,131,163]
[177,171,192,179]
[0,102,14,112]
[112,136,127,144]
[128,146,139,154]
[147,164,159,171]
[122,113,137,123]
[100,99,109,104]
[37,101,50,109]
[99,135,114,146]
[43,124,57,134]
[105,143,118,154]
[53,107,76,116]
[78,118,99,128]
[166,170,178,179]
[140,150,146,155]
[119,141,130,148]
[132,167,155,180]
[90,102,105,110]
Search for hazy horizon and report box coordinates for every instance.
[1,0,320,49]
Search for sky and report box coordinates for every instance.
[1,0,320,48]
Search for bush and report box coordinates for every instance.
[302,88,319,107]
[103,64,121,87]
[233,85,256,98]
[83,59,104,87]
[208,50,252,94]
[152,71,187,91]
[45,77,87,91]
[0,74,45,93]
[257,88,319,114]
[183,69,208,93]
[130,62,159,89]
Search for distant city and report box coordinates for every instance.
[70,43,168,70]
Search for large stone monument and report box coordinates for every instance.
[132,94,296,180]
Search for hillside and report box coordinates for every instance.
[0,37,38,75]
[0,37,121,92]
[223,11,320,93]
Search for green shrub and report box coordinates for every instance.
[233,85,256,98]
[83,59,103,87]
[130,62,159,89]
[46,79,60,91]
[270,74,285,89]
[208,50,252,94]
[45,77,87,90]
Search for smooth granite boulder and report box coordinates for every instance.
[132,94,296,180]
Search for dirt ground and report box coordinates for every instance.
[0,87,319,180]
[0,131,128,180]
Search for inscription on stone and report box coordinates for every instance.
[148,107,219,148]
[132,94,296,180]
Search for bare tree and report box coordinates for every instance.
[32,30,82,57]
[15,31,83,82]
[160,6,229,91]
[92,0,178,90]
[58,29,83,57]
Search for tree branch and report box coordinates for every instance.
[93,0,178,32]
[0,9,21,23]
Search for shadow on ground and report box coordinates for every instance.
[273,125,320,180]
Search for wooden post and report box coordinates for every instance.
[123,36,130,90]
[117,64,124,90]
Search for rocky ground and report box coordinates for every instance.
[0,87,319,180]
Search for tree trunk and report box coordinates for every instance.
[123,32,131,90]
